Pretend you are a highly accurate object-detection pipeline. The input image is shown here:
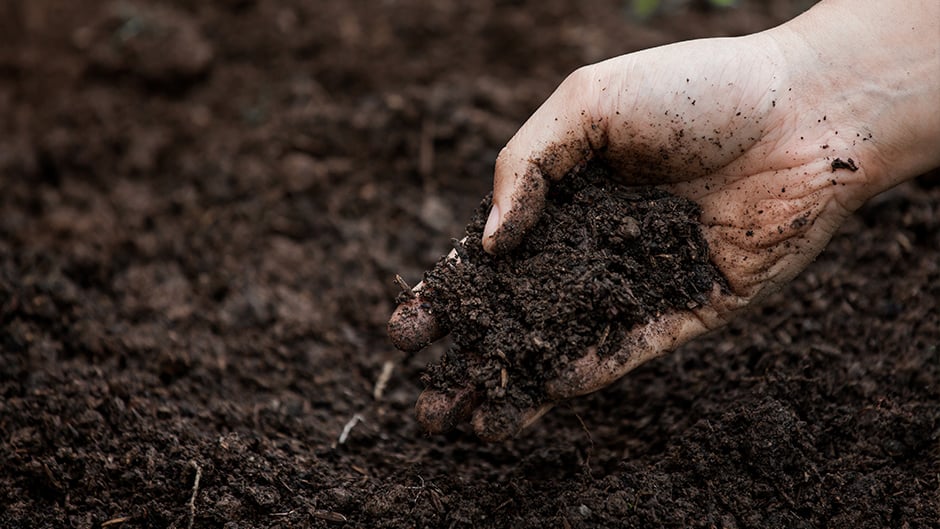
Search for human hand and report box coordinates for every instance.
[390,0,940,440]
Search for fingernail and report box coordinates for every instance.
[483,203,500,241]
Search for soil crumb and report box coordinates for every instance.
[417,161,727,413]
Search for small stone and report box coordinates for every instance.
[619,216,640,239]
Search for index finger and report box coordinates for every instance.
[387,286,445,353]
[483,65,609,254]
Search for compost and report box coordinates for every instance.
[412,162,725,432]
[1,1,937,528]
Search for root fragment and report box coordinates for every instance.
[187,460,202,529]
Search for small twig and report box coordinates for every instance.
[394,275,416,300]
[404,475,427,490]
[597,324,611,349]
[451,238,470,263]
[573,411,595,475]
[187,460,202,529]
[574,413,595,451]
[102,517,130,527]
[494,349,508,363]
[312,510,348,523]
[337,414,364,445]
[373,360,395,400]
[495,499,513,512]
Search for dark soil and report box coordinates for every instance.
[417,162,725,419]
[1,1,938,528]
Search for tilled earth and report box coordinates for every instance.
[1,1,937,528]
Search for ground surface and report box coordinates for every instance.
[0,1,937,528]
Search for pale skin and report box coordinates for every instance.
[389,0,940,441]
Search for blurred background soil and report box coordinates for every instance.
[0,1,937,527]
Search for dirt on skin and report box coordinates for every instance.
[414,162,726,424]
[1,1,938,528]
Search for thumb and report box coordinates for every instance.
[482,65,609,254]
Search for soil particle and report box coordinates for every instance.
[831,157,859,172]
[414,161,726,420]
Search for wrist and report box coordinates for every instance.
[768,0,940,202]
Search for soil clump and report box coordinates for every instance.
[417,162,726,416]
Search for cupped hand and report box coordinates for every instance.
[390,2,938,440]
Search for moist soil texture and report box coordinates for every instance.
[418,162,726,415]
[1,1,938,528]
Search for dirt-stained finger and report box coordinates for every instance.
[470,401,553,442]
[388,237,470,352]
[484,66,608,255]
[415,387,480,434]
[483,163,549,255]
[387,293,445,353]
[545,310,712,400]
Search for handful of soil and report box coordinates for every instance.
[397,161,727,426]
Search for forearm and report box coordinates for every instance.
[769,0,940,198]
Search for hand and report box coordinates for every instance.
[390,0,940,440]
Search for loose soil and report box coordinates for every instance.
[1,1,938,528]
[415,162,726,425]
